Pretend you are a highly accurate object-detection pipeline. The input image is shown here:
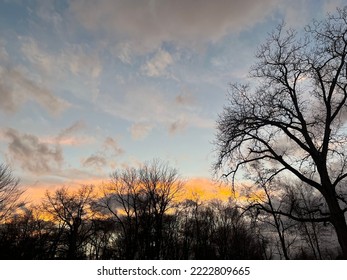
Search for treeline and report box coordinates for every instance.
[0,161,340,259]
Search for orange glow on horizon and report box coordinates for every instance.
[24,177,254,206]
[180,178,238,202]
[24,178,106,205]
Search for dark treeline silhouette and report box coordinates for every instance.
[0,161,266,260]
[0,160,341,259]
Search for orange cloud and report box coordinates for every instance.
[41,135,93,146]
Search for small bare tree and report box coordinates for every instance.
[0,163,24,222]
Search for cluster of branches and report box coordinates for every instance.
[0,163,24,222]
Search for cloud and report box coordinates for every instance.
[175,90,196,107]
[102,85,214,137]
[141,49,173,77]
[3,128,63,174]
[20,37,102,102]
[169,119,188,135]
[34,0,63,28]
[102,86,169,123]
[70,0,280,54]
[59,121,85,137]
[55,121,87,145]
[0,40,8,61]
[0,66,69,115]
[103,137,124,156]
[21,37,102,80]
[82,154,107,168]
[82,136,124,170]
[277,1,312,27]
[37,121,93,147]
[0,39,69,115]
[129,123,154,140]
[322,0,345,14]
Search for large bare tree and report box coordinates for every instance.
[215,7,347,258]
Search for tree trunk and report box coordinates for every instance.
[330,211,347,259]
[325,189,347,259]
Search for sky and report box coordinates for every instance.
[0,0,344,203]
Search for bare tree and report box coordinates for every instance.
[96,159,184,259]
[215,7,347,258]
[138,159,183,258]
[96,166,142,259]
[244,177,298,259]
[0,163,24,222]
[43,185,94,259]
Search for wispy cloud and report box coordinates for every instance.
[82,136,124,170]
[20,36,102,102]
[102,85,214,138]
[21,37,102,79]
[129,123,154,140]
[175,91,196,107]
[168,118,188,135]
[141,49,174,77]
[55,121,88,146]
[0,37,70,115]
[103,137,124,156]
[82,154,107,168]
[0,66,69,115]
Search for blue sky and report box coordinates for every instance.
[0,0,344,194]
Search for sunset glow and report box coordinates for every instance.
[24,177,240,206]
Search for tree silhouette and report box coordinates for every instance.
[0,169,271,259]
[0,207,55,259]
[215,7,347,258]
[43,185,94,259]
[242,167,298,259]
[0,163,24,222]
[95,159,184,259]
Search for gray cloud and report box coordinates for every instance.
[82,136,124,169]
[169,119,188,135]
[70,0,280,54]
[103,137,124,156]
[82,154,107,168]
[56,120,86,143]
[3,128,63,174]
[0,66,69,115]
